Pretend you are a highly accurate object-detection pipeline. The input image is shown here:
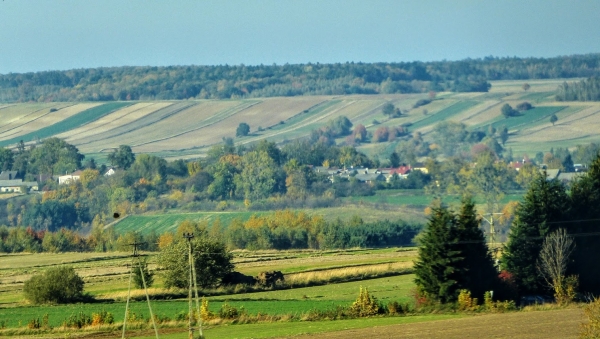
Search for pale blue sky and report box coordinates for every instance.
[1,0,599,74]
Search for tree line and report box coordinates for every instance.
[0,211,420,253]
[556,77,600,101]
[3,53,600,102]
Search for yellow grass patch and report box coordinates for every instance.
[285,261,412,285]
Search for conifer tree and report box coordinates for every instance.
[502,171,570,295]
[570,152,600,292]
[414,207,462,303]
[453,197,498,300]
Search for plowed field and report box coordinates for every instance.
[284,308,581,339]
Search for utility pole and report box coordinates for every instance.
[122,241,159,339]
[183,233,203,339]
[480,213,503,255]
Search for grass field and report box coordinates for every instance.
[409,100,479,130]
[111,204,427,236]
[343,189,524,207]
[113,211,267,235]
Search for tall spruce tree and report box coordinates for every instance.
[570,152,600,293]
[502,171,570,295]
[453,197,498,300]
[414,207,462,303]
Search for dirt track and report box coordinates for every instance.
[285,308,582,339]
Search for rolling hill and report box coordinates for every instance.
[1,79,599,161]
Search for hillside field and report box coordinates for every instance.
[1,79,599,161]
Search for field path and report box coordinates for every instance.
[284,308,581,339]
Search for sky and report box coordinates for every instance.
[0,0,599,74]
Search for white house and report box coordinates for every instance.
[58,170,83,185]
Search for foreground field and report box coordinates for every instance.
[276,307,582,339]
[113,307,581,339]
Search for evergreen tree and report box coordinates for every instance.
[569,152,600,292]
[414,207,462,303]
[389,151,401,168]
[453,197,498,300]
[502,171,570,295]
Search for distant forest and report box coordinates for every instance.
[1,54,600,102]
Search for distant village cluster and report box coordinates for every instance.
[311,162,428,184]
[0,167,117,193]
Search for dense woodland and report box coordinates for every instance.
[2,54,600,102]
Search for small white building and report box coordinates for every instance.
[58,170,83,185]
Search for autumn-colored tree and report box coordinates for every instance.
[353,124,367,141]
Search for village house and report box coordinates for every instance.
[58,170,83,185]
[0,171,39,192]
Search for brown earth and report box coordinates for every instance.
[284,308,582,339]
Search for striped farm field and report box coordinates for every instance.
[408,100,479,131]
[0,102,130,147]
[73,101,196,152]
[2,79,600,159]
[56,102,171,141]
[0,103,99,142]
[0,103,76,138]
[135,96,327,153]
[486,106,567,131]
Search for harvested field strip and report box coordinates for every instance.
[244,100,360,144]
[0,103,72,135]
[132,100,259,148]
[74,101,197,150]
[0,102,129,147]
[489,106,567,131]
[409,100,479,130]
[136,98,327,152]
[56,102,163,140]
[0,104,93,141]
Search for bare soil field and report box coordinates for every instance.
[286,308,582,339]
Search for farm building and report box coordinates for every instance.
[0,179,38,193]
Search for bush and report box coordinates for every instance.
[581,297,600,338]
[457,289,479,311]
[349,287,381,317]
[516,102,533,111]
[23,266,85,304]
[413,99,432,108]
